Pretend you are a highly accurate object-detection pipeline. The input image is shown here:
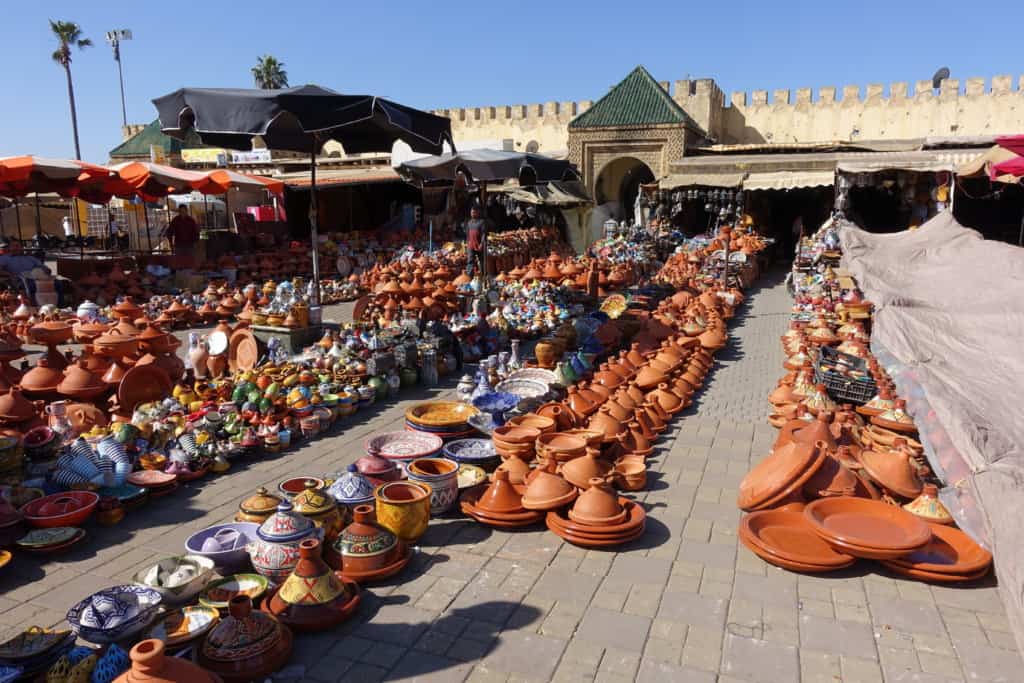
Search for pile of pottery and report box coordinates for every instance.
[739,250,993,583]
[405,401,480,440]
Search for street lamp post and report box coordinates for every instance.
[105,29,132,128]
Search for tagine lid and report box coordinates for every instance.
[115,638,221,683]
[738,441,823,511]
[0,386,39,421]
[328,465,375,504]
[256,500,317,543]
[201,596,285,663]
[272,539,351,607]
[239,487,283,517]
[292,481,337,516]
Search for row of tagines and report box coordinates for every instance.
[736,264,992,583]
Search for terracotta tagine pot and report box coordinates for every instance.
[19,357,64,398]
[0,386,43,426]
[235,486,283,524]
[327,504,408,578]
[902,484,954,525]
[355,452,401,483]
[496,456,530,485]
[559,450,612,490]
[57,360,108,401]
[199,596,292,683]
[568,477,627,526]
[522,460,578,510]
[262,538,361,631]
[587,405,624,442]
[115,638,223,683]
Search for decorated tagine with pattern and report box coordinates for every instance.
[290,480,346,541]
[246,500,323,583]
[261,538,361,631]
[325,504,409,581]
[234,487,283,525]
[199,595,292,683]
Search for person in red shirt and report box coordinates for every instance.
[166,206,200,259]
[465,205,490,277]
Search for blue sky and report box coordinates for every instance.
[2,0,1021,163]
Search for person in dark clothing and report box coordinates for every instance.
[167,206,200,253]
[465,205,490,277]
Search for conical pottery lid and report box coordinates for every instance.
[475,470,525,514]
[58,360,106,393]
[257,500,317,543]
[0,386,38,421]
[117,638,220,683]
[354,453,397,477]
[202,596,284,663]
[20,358,63,392]
[568,478,626,526]
[239,487,282,517]
[292,480,337,516]
[328,465,375,504]
[273,539,349,606]
[738,440,823,511]
[336,505,398,560]
[902,484,953,524]
[859,449,924,499]
[560,451,612,489]
[522,461,576,508]
[791,412,836,450]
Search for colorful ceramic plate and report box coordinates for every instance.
[16,526,78,548]
[405,401,479,428]
[199,573,269,610]
[504,368,557,385]
[366,431,443,460]
[127,470,178,488]
[443,438,497,464]
[494,378,549,399]
[146,605,219,647]
[17,528,86,555]
[117,364,172,412]
[457,464,487,490]
[0,626,72,661]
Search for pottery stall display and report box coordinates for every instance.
[132,555,215,605]
[374,481,432,543]
[0,627,76,681]
[740,229,993,583]
[113,638,224,683]
[247,500,324,583]
[261,538,361,631]
[198,596,293,683]
[326,503,411,581]
[65,585,163,645]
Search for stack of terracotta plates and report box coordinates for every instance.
[546,478,646,547]
[534,433,587,463]
[737,441,826,512]
[740,507,855,573]
[879,523,993,583]
[492,425,541,461]
[405,401,480,440]
[460,470,544,528]
[127,470,179,497]
[803,497,932,559]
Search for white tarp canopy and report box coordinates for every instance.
[836,149,982,174]
[840,212,1024,651]
[743,170,834,191]
[659,172,745,189]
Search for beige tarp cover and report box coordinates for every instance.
[840,212,1024,650]
[659,172,745,189]
[836,150,979,173]
[956,146,1021,184]
[743,170,834,191]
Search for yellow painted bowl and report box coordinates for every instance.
[374,481,432,543]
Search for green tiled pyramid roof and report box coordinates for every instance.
[108,119,208,159]
[570,65,702,132]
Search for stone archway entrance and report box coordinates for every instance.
[594,156,655,218]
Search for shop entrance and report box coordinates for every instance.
[595,157,655,221]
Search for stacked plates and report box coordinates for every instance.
[803,497,932,560]
[546,498,647,548]
[0,627,75,680]
[15,526,86,555]
[879,523,993,583]
[740,508,855,573]
[127,470,179,498]
[145,605,220,648]
[405,401,480,440]
[443,439,500,472]
[365,432,443,462]
[460,471,544,528]
[737,441,826,512]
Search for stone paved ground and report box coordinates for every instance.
[1,272,1020,681]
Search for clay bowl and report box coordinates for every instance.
[562,429,603,450]
[21,491,99,528]
[493,441,536,462]
[506,414,555,434]
[534,433,586,460]
[803,497,932,559]
[492,425,541,445]
[884,523,992,575]
[740,509,856,571]
[613,461,647,491]
[877,561,990,584]
[278,477,325,498]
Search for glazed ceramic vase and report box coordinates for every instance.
[263,539,360,631]
[199,596,292,683]
[374,481,432,543]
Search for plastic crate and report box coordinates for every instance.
[813,346,877,405]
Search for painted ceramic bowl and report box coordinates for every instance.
[442,438,500,471]
[365,431,443,461]
[132,555,215,605]
[405,401,479,428]
[185,522,260,573]
[66,585,162,645]
[198,573,269,610]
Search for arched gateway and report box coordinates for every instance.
[568,66,707,218]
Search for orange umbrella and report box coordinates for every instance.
[201,169,284,195]
[0,156,114,198]
[110,161,211,199]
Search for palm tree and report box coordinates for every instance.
[251,55,289,90]
[50,20,92,160]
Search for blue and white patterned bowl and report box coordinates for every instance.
[66,585,162,645]
[442,438,500,471]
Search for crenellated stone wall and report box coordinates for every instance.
[438,73,1024,152]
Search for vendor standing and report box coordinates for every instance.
[166,206,199,265]
[465,204,490,277]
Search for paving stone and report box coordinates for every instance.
[871,598,946,635]
[721,632,799,682]
[480,630,567,680]
[606,554,671,585]
[575,606,651,651]
[677,540,736,569]
[389,651,474,682]
[798,614,878,659]
[955,641,1023,682]
[657,591,728,630]
[528,568,602,605]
